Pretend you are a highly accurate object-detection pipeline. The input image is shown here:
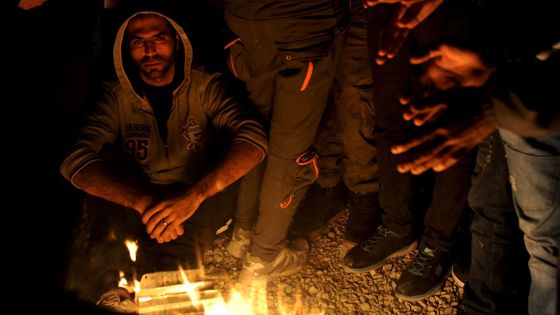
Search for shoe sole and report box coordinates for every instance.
[394,272,450,302]
[237,262,306,285]
[343,241,418,273]
[451,265,465,288]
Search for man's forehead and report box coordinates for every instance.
[127,14,173,35]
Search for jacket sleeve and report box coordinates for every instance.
[200,73,268,161]
[487,52,560,138]
[60,84,120,186]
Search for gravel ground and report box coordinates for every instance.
[203,211,463,314]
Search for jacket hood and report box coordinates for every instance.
[113,11,193,99]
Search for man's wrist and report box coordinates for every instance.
[132,193,154,215]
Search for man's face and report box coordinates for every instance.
[126,14,178,86]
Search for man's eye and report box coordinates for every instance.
[154,35,166,42]
[131,39,144,46]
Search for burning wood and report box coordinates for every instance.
[136,269,227,314]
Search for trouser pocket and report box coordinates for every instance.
[279,149,320,209]
[224,38,252,81]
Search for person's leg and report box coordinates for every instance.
[222,15,276,257]
[499,129,560,315]
[289,99,348,241]
[148,182,238,271]
[343,5,419,273]
[65,196,144,303]
[224,10,347,281]
[336,3,382,245]
[463,132,530,315]
[253,31,344,261]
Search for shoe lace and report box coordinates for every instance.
[360,226,395,252]
[409,246,437,276]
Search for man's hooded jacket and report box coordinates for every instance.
[61,11,268,186]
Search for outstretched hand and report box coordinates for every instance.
[141,190,203,243]
[411,44,495,89]
[390,43,498,174]
[391,115,496,174]
[365,0,444,65]
[17,0,48,10]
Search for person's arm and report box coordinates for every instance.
[142,140,264,243]
[17,0,47,10]
[365,0,444,65]
[390,44,495,174]
[142,74,268,242]
[72,160,155,214]
[60,84,154,214]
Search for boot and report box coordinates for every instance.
[344,191,382,245]
[289,182,347,241]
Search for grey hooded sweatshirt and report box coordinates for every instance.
[61,11,268,186]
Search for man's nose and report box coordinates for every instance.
[144,41,156,56]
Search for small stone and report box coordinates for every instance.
[360,303,371,312]
[308,286,318,295]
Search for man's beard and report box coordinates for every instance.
[139,56,172,79]
[144,69,165,79]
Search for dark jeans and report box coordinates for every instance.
[225,8,346,261]
[366,1,474,251]
[463,132,530,314]
[65,183,237,303]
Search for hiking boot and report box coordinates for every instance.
[395,243,453,301]
[451,261,469,288]
[226,227,251,259]
[344,191,382,244]
[289,182,347,241]
[237,238,309,285]
[343,225,417,273]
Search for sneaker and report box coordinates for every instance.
[226,227,251,259]
[343,225,417,273]
[395,243,452,301]
[237,238,309,284]
[96,288,137,314]
[451,262,469,288]
[344,192,382,244]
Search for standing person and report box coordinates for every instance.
[61,11,267,311]
[289,1,381,253]
[388,2,560,313]
[343,0,475,301]
[464,132,531,314]
[222,0,350,283]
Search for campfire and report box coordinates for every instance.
[115,239,323,315]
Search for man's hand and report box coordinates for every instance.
[17,0,48,10]
[365,0,444,65]
[411,44,495,89]
[142,190,203,243]
[391,115,496,174]
[400,95,448,126]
